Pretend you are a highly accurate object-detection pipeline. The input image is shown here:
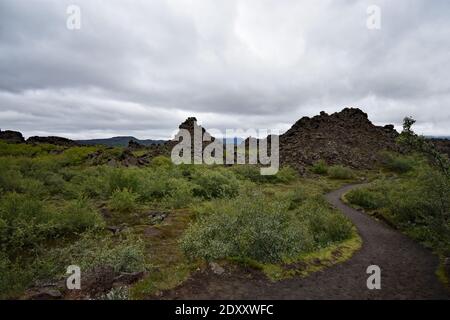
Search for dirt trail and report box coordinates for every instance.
[157,185,449,300]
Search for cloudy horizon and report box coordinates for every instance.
[1,0,449,140]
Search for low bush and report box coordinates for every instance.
[275,166,299,183]
[311,160,328,175]
[181,193,353,263]
[192,169,239,199]
[46,232,147,274]
[57,198,104,233]
[151,155,173,167]
[107,169,140,195]
[346,166,450,255]
[181,194,312,262]
[328,165,354,180]
[232,165,298,184]
[380,152,416,174]
[295,199,353,247]
[161,180,194,209]
[0,193,104,253]
[346,188,385,210]
[109,188,138,213]
[0,252,34,299]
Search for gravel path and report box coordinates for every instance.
[159,184,449,300]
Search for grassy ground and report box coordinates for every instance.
[0,141,364,299]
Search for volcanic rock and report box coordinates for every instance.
[430,138,450,158]
[128,139,145,150]
[278,108,399,172]
[27,136,79,147]
[0,129,25,143]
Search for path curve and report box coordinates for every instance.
[158,184,449,300]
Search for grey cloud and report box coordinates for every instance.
[0,0,449,139]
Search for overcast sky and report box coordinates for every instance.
[0,0,449,139]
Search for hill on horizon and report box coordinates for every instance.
[76,136,166,147]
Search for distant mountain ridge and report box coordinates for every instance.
[76,136,166,147]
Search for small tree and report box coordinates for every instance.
[398,117,450,178]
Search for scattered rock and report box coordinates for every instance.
[81,266,116,296]
[100,207,112,219]
[148,211,168,223]
[107,224,127,234]
[113,271,145,287]
[29,288,62,300]
[128,139,145,150]
[209,262,225,275]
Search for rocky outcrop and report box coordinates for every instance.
[430,138,450,158]
[279,108,399,172]
[0,129,25,143]
[162,117,218,162]
[127,139,145,150]
[27,136,79,147]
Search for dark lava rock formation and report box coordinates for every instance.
[0,130,25,144]
[27,136,79,147]
[278,108,400,172]
[430,138,450,158]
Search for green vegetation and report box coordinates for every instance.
[380,151,416,174]
[309,161,355,180]
[0,141,358,299]
[346,163,450,255]
[311,160,328,175]
[346,118,450,257]
[328,165,355,180]
[109,188,139,213]
[181,184,354,264]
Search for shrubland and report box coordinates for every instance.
[346,119,450,256]
[0,142,357,298]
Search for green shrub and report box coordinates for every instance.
[275,187,309,210]
[328,165,354,180]
[380,152,416,174]
[60,167,109,199]
[109,188,138,213]
[0,142,60,157]
[311,160,328,175]
[57,198,104,233]
[231,165,270,183]
[107,169,140,195]
[0,193,52,251]
[138,169,174,200]
[346,188,385,210]
[0,193,104,253]
[181,193,313,263]
[47,232,147,274]
[295,199,353,247]
[192,169,239,199]
[15,231,148,291]
[151,155,173,167]
[347,166,450,255]
[275,166,298,183]
[161,180,194,209]
[0,252,34,299]
[232,165,298,184]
